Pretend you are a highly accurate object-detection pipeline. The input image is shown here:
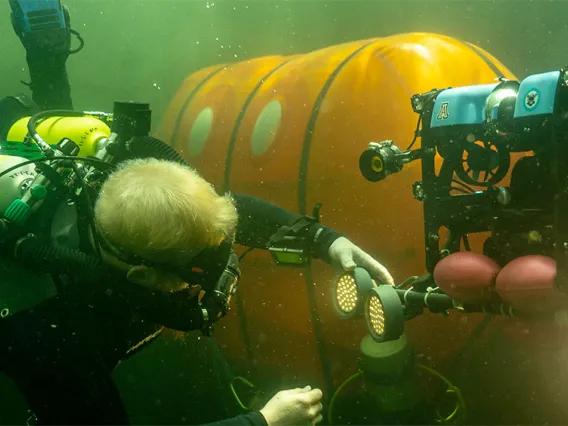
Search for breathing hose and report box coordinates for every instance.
[25,109,187,165]
[12,236,207,331]
[15,235,103,280]
[127,136,188,165]
[26,109,84,154]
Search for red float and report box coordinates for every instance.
[496,255,566,314]
[434,252,501,303]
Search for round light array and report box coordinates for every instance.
[331,267,405,343]
[367,291,386,337]
[334,273,359,316]
[332,267,374,319]
[365,285,404,343]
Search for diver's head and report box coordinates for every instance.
[92,158,238,291]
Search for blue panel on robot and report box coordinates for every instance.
[514,71,560,118]
[430,83,498,128]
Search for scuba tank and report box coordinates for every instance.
[0,154,58,319]
[0,114,112,318]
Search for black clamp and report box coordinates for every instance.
[267,215,321,267]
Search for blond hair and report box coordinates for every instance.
[94,158,238,265]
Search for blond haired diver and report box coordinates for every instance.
[0,154,393,425]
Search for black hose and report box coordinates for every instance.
[25,112,187,166]
[122,285,205,331]
[395,288,455,310]
[69,29,85,55]
[0,156,111,181]
[27,109,84,147]
[128,136,188,165]
[15,237,103,281]
[394,287,532,319]
[69,162,102,259]
[13,237,205,331]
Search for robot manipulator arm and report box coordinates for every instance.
[359,140,422,183]
[351,70,568,340]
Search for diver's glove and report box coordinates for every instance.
[11,4,72,58]
[10,2,74,110]
[327,236,395,286]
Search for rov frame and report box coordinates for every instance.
[361,68,568,296]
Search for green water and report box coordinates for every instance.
[0,0,567,424]
[0,0,565,124]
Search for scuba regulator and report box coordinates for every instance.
[193,245,241,336]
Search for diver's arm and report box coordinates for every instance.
[10,1,74,110]
[202,411,267,426]
[110,278,204,331]
[232,193,343,264]
[25,51,73,110]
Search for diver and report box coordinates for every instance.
[0,1,395,425]
[0,151,392,426]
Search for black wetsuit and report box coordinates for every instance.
[0,192,341,425]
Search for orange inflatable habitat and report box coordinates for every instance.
[156,32,564,421]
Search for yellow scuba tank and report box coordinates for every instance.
[5,116,111,158]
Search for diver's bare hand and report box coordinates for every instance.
[260,386,323,426]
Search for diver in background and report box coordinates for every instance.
[0,2,395,425]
